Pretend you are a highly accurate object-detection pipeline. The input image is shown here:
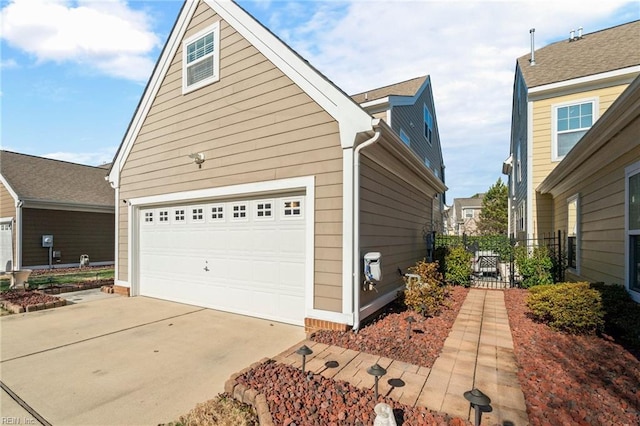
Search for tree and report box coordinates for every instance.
[478,178,508,235]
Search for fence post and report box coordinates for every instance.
[557,229,563,283]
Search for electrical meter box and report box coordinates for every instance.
[42,235,53,248]
[364,252,382,281]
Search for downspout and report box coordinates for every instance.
[352,118,382,331]
[15,200,23,269]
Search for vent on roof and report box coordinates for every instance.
[529,28,536,65]
[569,26,583,42]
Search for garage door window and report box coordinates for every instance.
[255,200,274,220]
[283,199,302,218]
[191,207,205,223]
[144,211,154,223]
[231,204,247,221]
[210,205,224,221]
[159,210,169,223]
[173,209,186,223]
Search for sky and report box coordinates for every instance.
[1,0,638,202]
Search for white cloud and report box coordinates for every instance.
[0,0,160,82]
[264,0,634,200]
[0,58,18,69]
[43,148,117,167]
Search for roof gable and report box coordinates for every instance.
[109,0,373,186]
[351,76,427,104]
[0,151,114,208]
[518,20,640,89]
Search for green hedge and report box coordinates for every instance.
[527,282,604,334]
[444,246,472,287]
[590,282,640,352]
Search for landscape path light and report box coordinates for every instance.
[405,315,415,340]
[367,363,387,400]
[295,345,313,374]
[464,388,491,426]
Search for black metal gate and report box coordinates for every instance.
[428,231,565,289]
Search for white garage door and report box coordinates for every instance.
[138,195,306,325]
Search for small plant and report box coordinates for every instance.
[403,259,449,317]
[444,246,472,287]
[526,282,604,334]
[590,282,640,352]
[515,246,553,288]
[171,393,258,426]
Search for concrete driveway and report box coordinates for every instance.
[0,295,305,425]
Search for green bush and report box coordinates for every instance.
[403,259,449,317]
[590,282,640,352]
[526,282,604,334]
[444,246,472,287]
[515,246,553,288]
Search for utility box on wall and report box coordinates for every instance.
[42,235,53,248]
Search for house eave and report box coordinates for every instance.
[538,75,640,196]
[20,199,115,214]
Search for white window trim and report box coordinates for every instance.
[230,203,249,222]
[254,199,275,221]
[566,194,580,275]
[551,97,599,162]
[157,209,170,225]
[189,206,205,223]
[182,22,221,95]
[282,197,304,220]
[208,204,225,222]
[399,128,410,146]
[625,161,640,302]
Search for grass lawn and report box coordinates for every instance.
[0,267,114,292]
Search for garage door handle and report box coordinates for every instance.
[204,261,209,272]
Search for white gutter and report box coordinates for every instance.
[352,118,382,331]
[15,200,23,269]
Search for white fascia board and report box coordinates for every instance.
[0,217,13,222]
[19,200,114,214]
[207,0,372,148]
[528,66,640,101]
[0,175,19,204]
[360,97,390,109]
[108,0,199,188]
[526,100,534,239]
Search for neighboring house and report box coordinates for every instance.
[107,0,446,332]
[447,194,485,236]
[351,76,446,231]
[0,151,115,271]
[503,21,640,240]
[537,75,640,301]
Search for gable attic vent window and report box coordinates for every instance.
[424,104,434,145]
[182,22,220,94]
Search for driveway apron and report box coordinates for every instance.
[0,296,305,425]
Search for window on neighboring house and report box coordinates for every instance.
[626,162,640,294]
[183,22,220,93]
[553,99,596,161]
[399,129,410,146]
[567,195,579,272]
[517,202,525,232]
[464,209,474,219]
[423,104,434,145]
[516,143,522,183]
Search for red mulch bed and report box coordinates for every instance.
[237,360,470,426]
[0,290,62,308]
[505,288,640,426]
[312,286,469,368]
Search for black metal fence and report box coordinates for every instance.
[427,231,566,289]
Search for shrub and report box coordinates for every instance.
[515,246,553,288]
[590,282,640,352]
[526,282,604,334]
[444,246,472,287]
[403,259,449,317]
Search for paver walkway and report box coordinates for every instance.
[274,289,529,425]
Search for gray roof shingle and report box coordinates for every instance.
[0,151,114,208]
[351,75,428,104]
[518,20,640,88]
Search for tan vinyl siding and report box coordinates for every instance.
[22,208,114,268]
[359,145,433,308]
[117,3,344,312]
[549,119,640,285]
[0,183,15,219]
[531,84,629,237]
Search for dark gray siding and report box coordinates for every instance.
[509,66,529,239]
